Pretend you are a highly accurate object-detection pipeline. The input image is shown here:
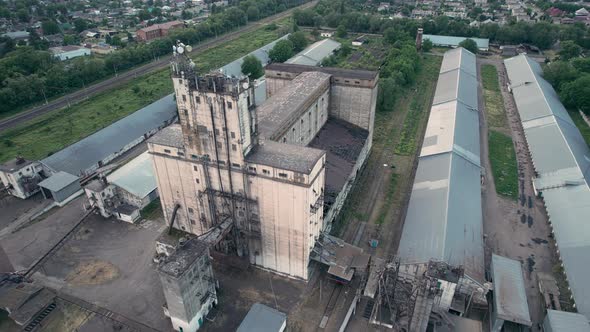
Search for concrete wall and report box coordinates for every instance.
[0,162,43,199]
[277,89,329,146]
[51,181,82,203]
[84,184,116,218]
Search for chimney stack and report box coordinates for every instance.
[416,28,424,51]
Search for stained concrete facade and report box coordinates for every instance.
[149,58,378,285]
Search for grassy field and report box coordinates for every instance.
[141,198,163,220]
[488,130,519,200]
[481,64,507,129]
[570,110,590,147]
[0,21,289,163]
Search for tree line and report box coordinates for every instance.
[0,0,308,115]
[543,52,590,115]
[293,0,590,50]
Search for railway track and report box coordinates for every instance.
[0,1,318,132]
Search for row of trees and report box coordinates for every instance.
[543,53,590,115]
[293,0,590,50]
[0,0,309,115]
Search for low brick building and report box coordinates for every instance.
[136,20,184,42]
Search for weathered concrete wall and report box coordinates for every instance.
[329,83,376,133]
[278,89,329,146]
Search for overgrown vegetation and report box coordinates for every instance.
[375,174,399,225]
[482,65,506,128]
[141,199,163,221]
[569,111,590,147]
[0,22,289,163]
[488,131,519,200]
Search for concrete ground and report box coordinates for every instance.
[0,192,50,231]
[478,57,558,328]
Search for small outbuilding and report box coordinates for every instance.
[490,254,532,332]
[38,171,81,206]
[237,303,287,332]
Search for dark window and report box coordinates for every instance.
[355,81,360,84]
[248,166,256,172]
[190,219,196,225]
[262,169,270,175]
[182,95,187,102]
[227,101,232,109]
[231,131,236,139]
[216,142,222,149]
[214,129,220,135]
[232,163,240,168]
[218,160,226,165]
[279,173,288,178]
[193,166,198,171]
[188,208,194,213]
[183,109,188,117]
[345,80,350,83]
[283,137,286,143]
[191,154,198,159]
[196,96,201,104]
[164,149,171,153]
[179,79,183,84]
[277,73,282,76]
[232,144,237,151]
[196,179,200,184]
[178,151,184,156]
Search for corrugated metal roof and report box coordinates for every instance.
[42,95,177,176]
[544,309,590,332]
[439,47,477,76]
[286,38,341,66]
[491,254,532,326]
[38,171,79,192]
[423,34,490,50]
[237,303,286,332]
[505,54,590,319]
[107,151,156,199]
[397,48,484,282]
[432,64,478,109]
[220,34,289,77]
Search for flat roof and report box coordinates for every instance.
[38,171,79,192]
[107,151,156,199]
[147,124,184,149]
[423,34,490,50]
[308,118,368,204]
[432,67,478,109]
[158,238,208,278]
[237,303,287,332]
[0,158,35,173]
[245,141,324,174]
[257,71,331,139]
[544,309,590,331]
[266,62,378,81]
[42,94,176,176]
[491,254,532,326]
[505,54,590,318]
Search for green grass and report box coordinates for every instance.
[569,110,590,147]
[481,64,507,129]
[394,57,441,156]
[489,130,518,200]
[141,198,163,220]
[0,22,289,163]
[375,173,398,225]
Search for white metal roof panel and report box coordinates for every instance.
[286,38,341,66]
[544,309,590,332]
[107,151,156,199]
[420,100,480,162]
[423,34,490,50]
[237,303,287,332]
[432,69,478,109]
[439,47,477,76]
[38,171,79,192]
[491,254,532,326]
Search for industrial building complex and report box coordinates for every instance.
[505,54,590,321]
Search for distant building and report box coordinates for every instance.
[49,45,91,61]
[286,38,341,66]
[352,35,367,46]
[2,31,30,42]
[237,303,287,332]
[84,151,159,223]
[320,31,334,38]
[136,20,184,42]
[38,171,82,206]
[0,157,44,199]
[575,8,589,17]
[422,34,490,51]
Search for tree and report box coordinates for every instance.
[422,39,433,52]
[559,40,582,61]
[458,38,478,54]
[42,20,60,35]
[560,75,590,115]
[241,55,264,79]
[571,57,590,74]
[269,39,294,63]
[74,18,89,33]
[542,61,578,91]
[288,31,308,52]
[336,25,347,38]
[247,6,259,21]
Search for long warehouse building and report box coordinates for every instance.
[504,54,590,320]
[397,47,485,283]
